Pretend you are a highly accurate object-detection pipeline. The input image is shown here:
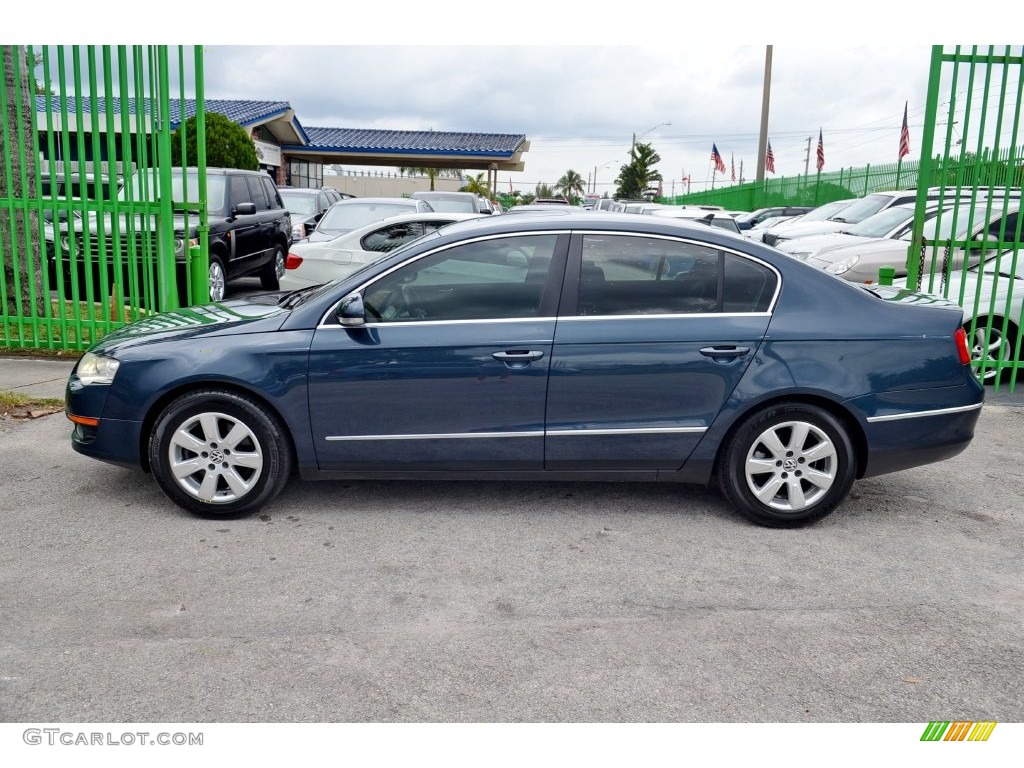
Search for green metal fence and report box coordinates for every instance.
[666,150,1023,211]
[0,44,206,353]
[906,45,1023,392]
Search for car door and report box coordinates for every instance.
[544,232,777,470]
[227,174,260,269]
[308,232,569,471]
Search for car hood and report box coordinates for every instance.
[777,232,866,257]
[772,220,846,240]
[808,237,908,266]
[86,295,290,355]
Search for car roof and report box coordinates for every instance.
[330,197,421,205]
[294,211,484,250]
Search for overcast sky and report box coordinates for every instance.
[24,3,1008,196]
[201,44,935,195]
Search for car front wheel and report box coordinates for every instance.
[718,403,856,528]
[209,255,227,302]
[148,389,292,517]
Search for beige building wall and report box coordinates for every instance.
[322,174,464,198]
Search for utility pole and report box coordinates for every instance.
[804,135,812,178]
[755,45,773,182]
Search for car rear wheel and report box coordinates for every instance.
[209,255,227,302]
[148,389,292,517]
[966,318,1019,383]
[260,244,286,291]
[718,403,856,528]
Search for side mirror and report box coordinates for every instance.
[337,292,366,327]
[303,221,316,235]
[233,202,256,217]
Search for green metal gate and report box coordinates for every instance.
[908,45,1024,391]
[0,45,207,353]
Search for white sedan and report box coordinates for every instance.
[280,212,484,291]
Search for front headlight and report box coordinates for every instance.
[826,256,859,275]
[77,352,120,385]
[60,234,71,252]
[291,223,304,239]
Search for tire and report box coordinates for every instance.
[209,255,227,303]
[148,389,292,517]
[718,403,857,528]
[260,244,286,291]
[966,318,1019,384]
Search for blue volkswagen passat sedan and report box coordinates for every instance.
[65,212,984,527]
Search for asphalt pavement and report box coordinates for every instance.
[1,354,1022,723]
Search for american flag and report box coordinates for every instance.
[711,144,726,173]
[899,102,911,159]
[731,154,736,182]
[816,129,825,172]
[765,141,776,174]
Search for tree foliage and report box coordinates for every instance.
[399,166,464,191]
[1,45,44,316]
[554,170,585,204]
[171,112,258,170]
[460,172,490,196]
[615,142,663,200]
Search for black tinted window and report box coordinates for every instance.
[363,235,558,322]
[361,222,427,253]
[246,176,269,211]
[262,177,283,209]
[578,234,775,315]
[228,175,250,209]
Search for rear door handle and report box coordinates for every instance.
[492,350,545,362]
[699,346,751,359]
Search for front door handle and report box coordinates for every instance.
[492,350,545,362]
[699,345,751,359]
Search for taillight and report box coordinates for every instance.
[954,327,971,365]
[285,253,303,270]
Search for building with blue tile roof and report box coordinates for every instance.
[36,96,529,194]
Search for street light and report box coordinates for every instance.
[631,121,671,154]
[592,159,619,194]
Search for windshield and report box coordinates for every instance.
[830,194,895,224]
[318,202,415,234]
[118,170,226,213]
[916,204,987,240]
[415,196,476,213]
[845,206,915,237]
[802,200,854,222]
[279,191,318,215]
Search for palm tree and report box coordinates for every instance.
[534,182,556,199]
[615,142,663,200]
[554,170,585,204]
[459,172,490,197]
[399,166,464,191]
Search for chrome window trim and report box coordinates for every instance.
[865,403,983,423]
[318,230,571,327]
[559,312,771,322]
[317,317,557,330]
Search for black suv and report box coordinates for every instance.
[52,167,292,304]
